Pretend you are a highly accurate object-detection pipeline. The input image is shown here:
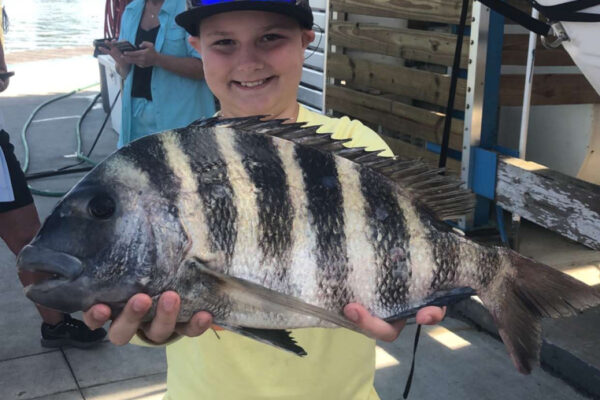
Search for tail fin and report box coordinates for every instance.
[479,250,600,374]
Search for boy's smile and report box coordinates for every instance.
[234,77,274,89]
[190,11,315,121]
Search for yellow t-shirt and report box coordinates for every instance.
[162,105,392,400]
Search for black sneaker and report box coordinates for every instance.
[41,314,107,349]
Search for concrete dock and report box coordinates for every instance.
[0,51,598,400]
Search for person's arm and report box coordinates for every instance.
[122,42,205,80]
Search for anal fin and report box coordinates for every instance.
[384,287,476,323]
[219,324,307,356]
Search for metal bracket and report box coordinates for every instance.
[541,22,569,49]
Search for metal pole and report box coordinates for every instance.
[461,1,490,228]
[513,8,539,251]
[518,9,539,160]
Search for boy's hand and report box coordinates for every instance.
[343,303,446,342]
[83,291,213,345]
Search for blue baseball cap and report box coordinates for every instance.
[176,0,314,36]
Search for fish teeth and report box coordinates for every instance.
[239,79,266,88]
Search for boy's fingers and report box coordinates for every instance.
[144,291,180,343]
[415,306,446,325]
[108,294,152,346]
[83,304,111,330]
[344,303,406,342]
[176,311,213,337]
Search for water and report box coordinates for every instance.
[3,0,105,53]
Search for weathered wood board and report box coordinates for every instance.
[496,156,600,250]
[384,135,462,173]
[502,35,574,67]
[329,21,469,68]
[328,53,467,109]
[331,0,471,25]
[327,85,464,149]
[500,74,600,106]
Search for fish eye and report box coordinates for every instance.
[88,194,116,220]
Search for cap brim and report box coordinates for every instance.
[176,2,314,36]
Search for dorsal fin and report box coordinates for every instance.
[192,116,475,221]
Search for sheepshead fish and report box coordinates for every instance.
[18,117,600,373]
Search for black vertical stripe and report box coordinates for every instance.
[359,168,411,314]
[177,127,238,269]
[119,134,182,206]
[427,226,461,290]
[295,146,352,308]
[234,134,294,279]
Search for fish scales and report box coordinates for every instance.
[177,127,238,268]
[233,132,294,287]
[293,144,353,310]
[18,117,600,373]
[272,138,321,308]
[357,166,411,315]
[335,158,379,315]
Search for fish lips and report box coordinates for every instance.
[17,245,88,313]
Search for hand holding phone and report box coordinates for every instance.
[113,41,139,53]
[0,71,14,80]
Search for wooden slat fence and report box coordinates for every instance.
[325,0,600,175]
[326,0,471,173]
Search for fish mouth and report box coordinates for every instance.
[17,245,85,312]
[17,245,83,281]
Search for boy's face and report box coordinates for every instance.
[189,10,315,119]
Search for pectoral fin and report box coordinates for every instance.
[187,258,360,333]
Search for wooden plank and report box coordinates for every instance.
[500,74,600,106]
[496,156,600,250]
[304,49,325,71]
[328,52,466,109]
[326,84,464,149]
[331,0,471,25]
[502,35,574,66]
[383,135,462,173]
[302,67,324,89]
[313,10,327,30]
[310,31,325,51]
[298,85,323,110]
[329,22,469,68]
[311,0,327,10]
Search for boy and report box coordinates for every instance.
[84,1,445,398]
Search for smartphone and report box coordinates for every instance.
[113,41,139,53]
[93,38,110,50]
[0,71,14,80]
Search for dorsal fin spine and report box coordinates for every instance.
[201,116,475,221]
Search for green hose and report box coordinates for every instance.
[21,83,100,197]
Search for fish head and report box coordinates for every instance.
[17,154,190,314]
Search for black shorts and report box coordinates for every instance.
[0,129,33,213]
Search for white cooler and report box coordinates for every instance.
[97,55,123,135]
